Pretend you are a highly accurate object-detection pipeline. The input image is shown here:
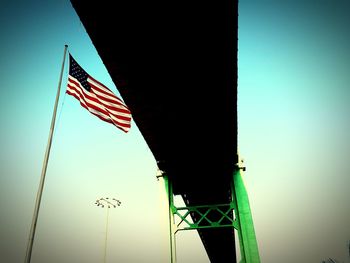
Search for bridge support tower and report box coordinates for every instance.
[158,161,261,263]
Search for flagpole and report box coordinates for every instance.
[24,44,68,263]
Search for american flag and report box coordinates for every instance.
[66,54,131,133]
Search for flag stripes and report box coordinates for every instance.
[66,54,131,133]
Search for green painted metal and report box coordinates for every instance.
[161,165,260,263]
[172,203,238,232]
[232,168,261,263]
[163,174,177,263]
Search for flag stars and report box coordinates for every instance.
[66,53,132,133]
[69,55,91,91]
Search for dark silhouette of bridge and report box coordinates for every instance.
[69,1,254,262]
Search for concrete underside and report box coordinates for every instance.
[70,1,238,261]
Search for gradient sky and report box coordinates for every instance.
[0,0,349,263]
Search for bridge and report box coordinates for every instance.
[70,1,259,262]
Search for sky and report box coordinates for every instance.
[0,0,349,263]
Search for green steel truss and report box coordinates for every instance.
[172,203,238,232]
[161,163,261,263]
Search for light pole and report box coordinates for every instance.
[95,197,121,263]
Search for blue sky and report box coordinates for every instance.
[0,0,349,262]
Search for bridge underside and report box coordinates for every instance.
[70,1,238,261]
